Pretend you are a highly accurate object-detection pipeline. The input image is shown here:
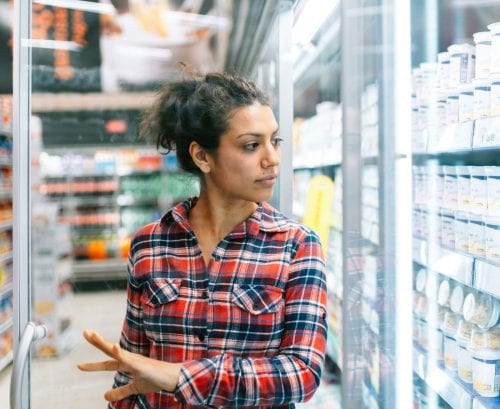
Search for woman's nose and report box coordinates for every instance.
[262,142,280,168]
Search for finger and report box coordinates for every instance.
[78,359,119,372]
[82,330,121,360]
[104,383,139,402]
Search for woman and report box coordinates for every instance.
[78,71,328,408]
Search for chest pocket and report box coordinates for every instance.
[142,278,183,343]
[231,284,283,314]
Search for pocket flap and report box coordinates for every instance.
[144,278,182,306]
[232,284,283,315]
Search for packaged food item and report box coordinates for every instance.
[444,333,459,372]
[443,166,458,210]
[417,319,428,350]
[427,323,444,361]
[450,285,465,315]
[438,279,451,308]
[474,31,492,79]
[448,43,476,87]
[425,273,439,300]
[488,21,500,74]
[415,268,427,293]
[446,90,460,125]
[468,215,485,257]
[469,166,487,215]
[415,294,428,318]
[486,166,500,216]
[456,166,471,212]
[489,73,500,116]
[484,217,500,262]
[454,212,469,252]
[469,326,500,397]
[440,212,455,249]
[456,319,473,383]
[442,309,460,335]
[458,83,475,122]
[437,51,451,89]
[463,292,500,329]
[473,78,492,119]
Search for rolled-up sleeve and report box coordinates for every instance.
[174,231,328,407]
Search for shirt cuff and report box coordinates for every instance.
[174,358,216,406]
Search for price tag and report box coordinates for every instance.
[473,117,495,147]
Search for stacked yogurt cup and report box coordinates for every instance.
[463,292,500,397]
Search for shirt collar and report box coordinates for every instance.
[161,197,289,238]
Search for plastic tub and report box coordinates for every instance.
[488,22,500,74]
[486,166,500,216]
[448,43,476,87]
[468,215,485,257]
[456,166,471,212]
[458,83,475,122]
[446,90,460,125]
[454,212,470,252]
[484,217,500,263]
[415,268,427,293]
[463,292,500,329]
[489,73,500,116]
[469,166,487,215]
[474,31,492,79]
[469,326,500,397]
[438,280,451,308]
[456,319,473,383]
[450,285,465,315]
[437,51,451,89]
[473,78,492,119]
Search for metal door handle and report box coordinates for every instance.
[10,322,47,409]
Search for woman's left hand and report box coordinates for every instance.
[77,330,182,401]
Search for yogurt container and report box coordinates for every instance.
[488,22,500,74]
[454,212,470,253]
[458,83,475,122]
[469,326,500,397]
[463,292,500,329]
[486,166,500,216]
[473,78,492,119]
[456,166,471,212]
[438,280,451,308]
[473,31,492,79]
[468,215,485,257]
[443,165,458,210]
[489,73,500,116]
[448,43,476,87]
[450,285,466,315]
[415,268,427,293]
[484,217,500,262]
[469,166,488,215]
[437,51,451,89]
[446,90,460,125]
[456,319,474,383]
[442,310,460,372]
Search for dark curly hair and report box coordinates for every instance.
[140,71,270,176]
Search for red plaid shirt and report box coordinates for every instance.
[110,198,328,409]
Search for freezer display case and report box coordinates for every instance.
[411,1,500,408]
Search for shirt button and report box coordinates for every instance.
[198,332,205,342]
[202,291,208,299]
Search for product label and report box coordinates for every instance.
[472,357,500,397]
[488,175,500,216]
[458,345,473,383]
[485,222,500,262]
[444,336,458,371]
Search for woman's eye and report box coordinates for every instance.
[272,137,283,146]
[244,143,259,151]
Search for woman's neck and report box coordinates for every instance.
[188,190,258,241]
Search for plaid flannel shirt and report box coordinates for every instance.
[109,198,328,409]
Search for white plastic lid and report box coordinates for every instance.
[487,21,500,34]
[473,31,492,44]
[438,280,451,306]
[425,274,439,299]
[458,83,474,93]
[463,293,476,322]
[448,43,475,55]
[415,269,427,293]
[438,51,450,62]
[450,286,465,314]
[473,77,491,88]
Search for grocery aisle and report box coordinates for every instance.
[0,290,126,409]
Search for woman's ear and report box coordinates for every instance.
[189,141,211,174]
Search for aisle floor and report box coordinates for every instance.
[0,290,127,409]
[0,290,341,409]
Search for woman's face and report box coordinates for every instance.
[204,103,281,203]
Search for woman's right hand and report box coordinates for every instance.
[77,330,182,401]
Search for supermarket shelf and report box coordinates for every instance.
[411,238,500,294]
[0,350,13,372]
[0,251,13,264]
[413,343,500,409]
[0,317,13,336]
[0,281,13,299]
[293,162,341,171]
[32,92,156,112]
[71,258,127,281]
[0,191,12,200]
[0,220,12,232]
[0,158,12,168]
